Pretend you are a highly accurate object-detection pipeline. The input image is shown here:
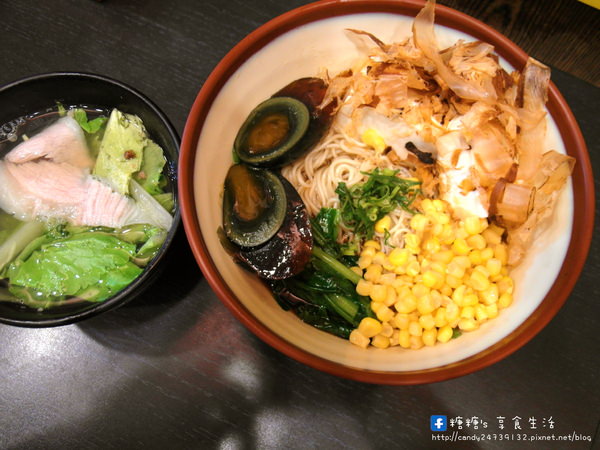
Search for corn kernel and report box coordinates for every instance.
[398,329,410,348]
[454,227,469,240]
[432,199,446,212]
[412,283,430,298]
[434,307,447,327]
[389,330,400,346]
[429,212,449,226]
[469,270,490,291]
[370,284,388,303]
[370,301,385,315]
[376,305,395,322]
[438,224,455,244]
[398,329,411,348]
[454,255,471,270]
[475,304,488,321]
[479,284,499,305]
[380,322,394,337]
[360,246,377,258]
[422,270,439,288]
[408,321,423,336]
[498,292,513,309]
[485,303,499,319]
[417,294,436,315]
[363,240,381,250]
[362,128,387,153]
[486,258,502,277]
[419,314,436,330]
[447,317,460,328]
[405,233,421,253]
[356,279,373,296]
[497,276,514,295]
[437,325,453,343]
[494,243,508,265]
[458,318,478,331]
[461,306,475,320]
[468,249,483,266]
[482,227,502,246]
[445,274,462,289]
[379,273,396,286]
[446,260,465,279]
[422,328,438,346]
[406,260,421,277]
[421,199,436,215]
[464,216,482,235]
[452,238,471,255]
[462,293,479,307]
[358,317,382,338]
[394,294,417,314]
[371,334,390,349]
[430,290,443,309]
[423,237,441,254]
[372,251,387,265]
[467,234,487,250]
[383,286,397,306]
[410,214,429,232]
[351,266,363,277]
[358,255,372,269]
[388,247,409,266]
[432,249,454,264]
[349,330,370,349]
[364,264,382,282]
[440,284,453,297]
[410,335,424,349]
[392,313,410,330]
[452,285,467,305]
[375,215,392,234]
[480,247,494,262]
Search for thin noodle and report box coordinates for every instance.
[281,125,416,251]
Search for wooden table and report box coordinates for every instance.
[1,1,598,448]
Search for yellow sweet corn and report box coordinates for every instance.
[375,215,392,234]
[351,201,515,350]
[371,334,390,349]
[358,317,382,338]
[349,330,370,349]
[362,128,387,153]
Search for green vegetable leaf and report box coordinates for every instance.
[93,109,147,195]
[134,140,167,195]
[336,168,420,240]
[6,233,142,305]
[72,109,108,134]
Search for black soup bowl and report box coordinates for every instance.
[0,72,180,327]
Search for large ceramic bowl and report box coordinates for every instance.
[180,0,594,384]
[0,72,180,327]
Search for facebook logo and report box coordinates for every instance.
[430,415,447,432]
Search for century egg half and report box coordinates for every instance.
[222,164,287,248]
[234,77,335,167]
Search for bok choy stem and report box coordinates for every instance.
[311,245,361,285]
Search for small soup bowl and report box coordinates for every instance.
[0,72,180,327]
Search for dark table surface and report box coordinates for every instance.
[1,1,599,449]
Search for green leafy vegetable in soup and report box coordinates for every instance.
[0,105,174,309]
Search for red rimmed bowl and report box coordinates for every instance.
[179,0,594,384]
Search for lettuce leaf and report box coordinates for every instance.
[133,140,167,195]
[6,232,142,305]
[72,109,108,134]
[93,109,146,195]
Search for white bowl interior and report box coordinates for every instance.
[193,13,573,372]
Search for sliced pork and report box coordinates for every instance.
[0,159,136,228]
[5,116,94,169]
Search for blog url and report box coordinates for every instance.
[431,431,592,442]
